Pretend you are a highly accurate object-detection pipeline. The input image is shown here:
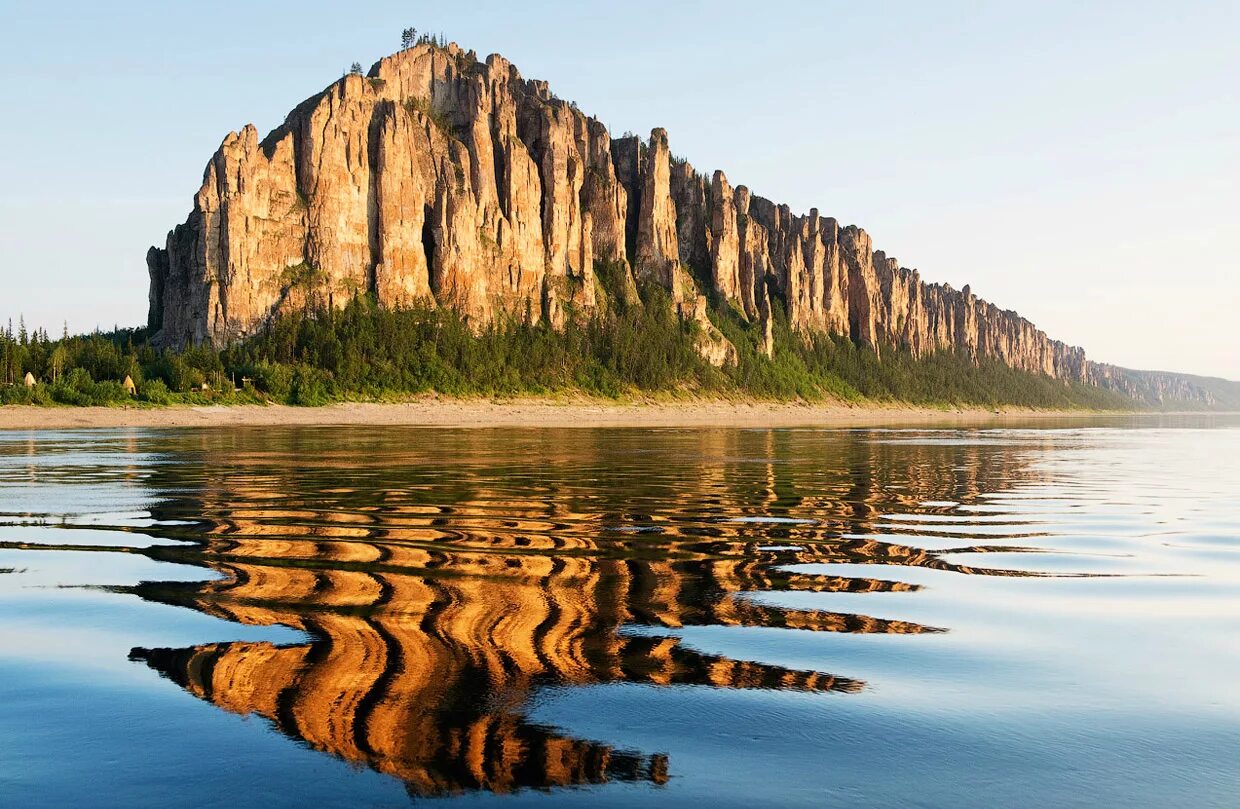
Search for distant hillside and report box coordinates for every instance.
[1089,365,1240,410]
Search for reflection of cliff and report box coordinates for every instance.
[130,428,1048,798]
[131,542,873,796]
[134,639,670,796]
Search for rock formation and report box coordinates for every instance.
[147,40,1098,379]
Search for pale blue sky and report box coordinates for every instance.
[1,1,1236,377]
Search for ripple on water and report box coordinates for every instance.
[0,421,1238,807]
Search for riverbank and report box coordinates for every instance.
[0,397,1158,430]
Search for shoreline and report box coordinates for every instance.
[0,398,1180,430]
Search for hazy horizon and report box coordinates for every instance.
[1,0,1236,379]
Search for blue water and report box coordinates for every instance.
[0,419,1237,807]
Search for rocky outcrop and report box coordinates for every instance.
[707,171,742,308]
[633,128,680,292]
[148,40,1091,378]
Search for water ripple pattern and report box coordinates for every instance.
[0,421,1237,808]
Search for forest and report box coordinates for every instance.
[0,266,1140,411]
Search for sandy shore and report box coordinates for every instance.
[0,398,1147,430]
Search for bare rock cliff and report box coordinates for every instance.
[148,42,1084,377]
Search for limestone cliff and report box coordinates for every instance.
[148,41,1085,377]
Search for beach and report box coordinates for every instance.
[0,398,1140,430]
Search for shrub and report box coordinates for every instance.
[243,362,293,401]
[289,366,332,406]
[139,379,173,405]
[0,386,33,405]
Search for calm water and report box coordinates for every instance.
[1,419,1238,807]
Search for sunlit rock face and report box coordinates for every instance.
[148,40,1086,376]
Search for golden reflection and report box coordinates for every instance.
[127,428,1047,797]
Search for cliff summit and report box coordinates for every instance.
[147,41,1105,386]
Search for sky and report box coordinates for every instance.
[0,0,1236,378]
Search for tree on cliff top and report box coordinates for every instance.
[401,27,417,50]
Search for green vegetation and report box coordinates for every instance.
[0,270,1140,410]
[404,97,452,133]
[707,301,1135,409]
[0,320,259,407]
[399,27,449,51]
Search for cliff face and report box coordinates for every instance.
[148,41,1083,377]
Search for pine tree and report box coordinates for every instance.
[51,343,65,384]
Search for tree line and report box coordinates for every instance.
[0,265,1138,410]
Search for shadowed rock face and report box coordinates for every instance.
[149,40,1092,377]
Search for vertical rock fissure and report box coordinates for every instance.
[491,117,509,221]
[421,204,438,298]
[366,107,385,297]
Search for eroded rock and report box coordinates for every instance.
[149,40,1091,380]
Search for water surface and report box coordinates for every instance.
[1,419,1238,807]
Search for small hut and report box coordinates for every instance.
[123,375,137,396]
[23,372,36,388]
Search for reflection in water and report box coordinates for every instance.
[29,426,1230,804]
[4,421,1238,807]
[127,543,869,796]
[55,428,1050,799]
